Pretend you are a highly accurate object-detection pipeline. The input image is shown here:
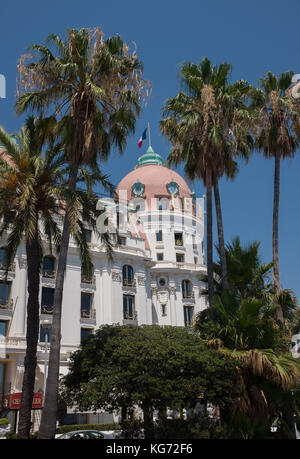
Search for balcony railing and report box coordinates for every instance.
[122,278,136,288]
[123,311,137,321]
[80,308,96,319]
[81,274,96,285]
[182,291,195,300]
[41,304,54,315]
[0,298,13,310]
[42,270,56,279]
[0,262,15,272]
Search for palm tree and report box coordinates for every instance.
[195,237,300,436]
[16,28,146,439]
[160,58,252,308]
[250,71,300,297]
[214,236,274,300]
[0,117,64,439]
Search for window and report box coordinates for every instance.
[40,325,51,343]
[192,235,197,250]
[176,253,184,263]
[194,257,198,265]
[159,278,166,287]
[174,232,183,247]
[81,327,92,343]
[157,253,164,261]
[122,265,134,287]
[41,287,54,314]
[156,230,163,242]
[81,264,94,284]
[81,293,93,318]
[157,198,169,211]
[0,320,7,337]
[119,237,126,246]
[0,281,11,307]
[182,280,193,298]
[184,306,194,328]
[123,295,136,320]
[85,431,104,439]
[0,247,7,270]
[42,256,55,278]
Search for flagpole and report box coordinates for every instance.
[148,122,151,147]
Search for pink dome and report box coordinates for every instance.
[116,148,192,212]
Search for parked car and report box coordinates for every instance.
[56,430,114,439]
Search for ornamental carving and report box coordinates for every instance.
[19,256,27,269]
[157,291,169,305]
[137,275,146,286]
[112,271,122,282]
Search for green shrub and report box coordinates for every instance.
[0,418,9,426]
[56,423,119,434]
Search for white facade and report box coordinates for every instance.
[0,146,208,428]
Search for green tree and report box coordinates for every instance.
[16,28,147,439]
[0,117,112,438]
[160,58,253,309]
[0,118,64,439]
[250,71,300,300]
[195,237,300,437]
[61,325,240,439]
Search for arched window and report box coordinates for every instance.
[122,265,134,287]
[182,279,193,299]
[42,256,56,278]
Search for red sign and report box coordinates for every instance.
[1,392,43,410]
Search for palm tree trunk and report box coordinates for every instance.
[18,223,41,439]
[273,152,284,323]
[38,164,79,439]
[206,170,214,313]
[213,177,229,291]
[273,151,280,295]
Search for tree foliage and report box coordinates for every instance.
[61,325,240,433]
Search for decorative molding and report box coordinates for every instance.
[151,285,158,296]
[169,285,176,295]
[41,279,56,288]
[112,271,122,282]
[157,290,169,304]
[19,256,27,269]
[137,275,146,286]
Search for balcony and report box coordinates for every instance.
[42,270,56,279]
[81,274,96,287]
[40,304,54,315]
[122,278,136,288]
[123,311,138,325]
[182,291,195,300]
[80,308,96,325]
[0,298,13,318]
[0,262,15,274]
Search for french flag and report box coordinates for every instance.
[138,128,147,148]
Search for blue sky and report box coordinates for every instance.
[0,0,299,298]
